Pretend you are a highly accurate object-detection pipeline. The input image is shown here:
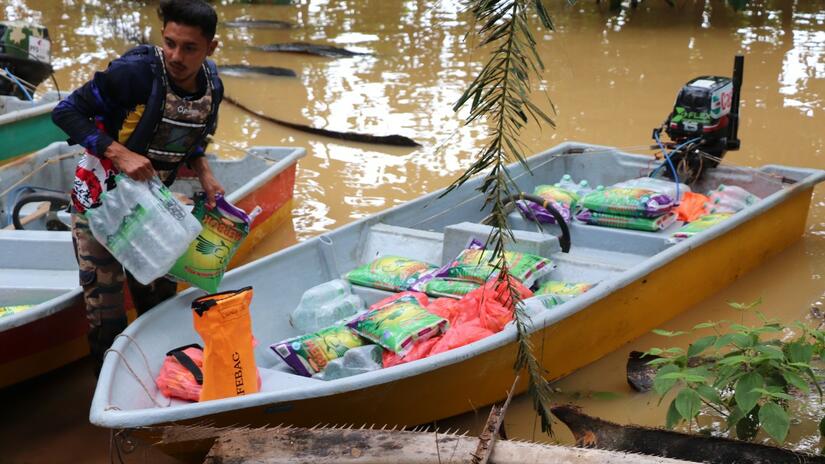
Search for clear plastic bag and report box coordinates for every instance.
[86,174,201,284]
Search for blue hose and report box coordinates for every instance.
[651,134,702,204]
[3,67,34,102]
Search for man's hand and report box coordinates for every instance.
[190,156,224,208]
[104,142,155,181]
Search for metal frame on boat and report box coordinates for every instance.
[0,142,305,387]
[89,142,824,459]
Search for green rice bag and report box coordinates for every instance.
[347,295,447,355]
[0,305,33,318]
[168,194,252,293]
[580,187,674,218]
[345,256,437,292]
[534,184,579,209]
[440,248,554,287]
[419,278,480,299]
[576,210,677,232]
[270,325,365,377]
[670,213,733,242]
[535,281,593,307]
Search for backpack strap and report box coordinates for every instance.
[166,344,204,385]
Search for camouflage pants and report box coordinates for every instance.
[71,214,177,375]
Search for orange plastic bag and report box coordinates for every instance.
[192,286,260,401]
[675,191,710,222]
[155,344,204,402]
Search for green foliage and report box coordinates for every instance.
[646,303,825,445]
[453,0,556,434]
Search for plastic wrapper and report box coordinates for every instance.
[313,344,383,380]
[347,294,447,355]
[704,184,759,214]
[86,174,202,284]
[613,177,690,202]
[576,209,677,232]
[290,293,365,334]
[155,344,204,402]
[516,184,579,224]
[438,248,554,288]
[0,304,33,318]
[168,194,253,293]
[580,186,674,218]
[344,256,437,292]
[675,191,710,222]
[535,280,593,307]
[270,325,366,377]
[417,278,480,299]
[670,213,733,243]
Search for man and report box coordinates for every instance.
[52,0,224,374]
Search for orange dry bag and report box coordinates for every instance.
[192,286,260,401]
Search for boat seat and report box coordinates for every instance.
[442,221,561,263]
[361,223,444,265]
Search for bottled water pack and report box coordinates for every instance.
[289,279,365,333]
[313,344,383,381]
[87,175,201,284]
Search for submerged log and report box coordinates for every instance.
[155,424,695,464]
[551,404,825,464]
[218,65,297,78]
[224,19,295,29]
[255,42,370,58]
[224,94,421,148]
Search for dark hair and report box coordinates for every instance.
[158,0,218,41]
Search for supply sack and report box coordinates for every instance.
[576,209,677,232]
[344,256,437,292]
[270,324,366,377]
[613,177,690,203]
[312,344,383,381]
[155,344,204,402]
[417,277,480,299]
[437,248,554,288]
[535,280,593,307]
[516,184,579,224]
[168,194,252,293]
[704,184,759,214]
[347,294,447,355]
[192,287,260,401]
[669,213,733,243]
[86,174,202,284]
[580,186,674,218]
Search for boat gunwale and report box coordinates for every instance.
[0,92,61,125]
[89,141,825,429]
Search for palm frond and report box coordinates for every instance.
[449,0,557,434]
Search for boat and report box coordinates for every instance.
[89,141,824,459]
[0,91,66,163]
[0,21,68,162]
[0,141,305,387]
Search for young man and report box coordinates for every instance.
[52,0,224,374]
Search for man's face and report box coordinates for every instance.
[161,21,217,85]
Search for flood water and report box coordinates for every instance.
[1,0,824,461]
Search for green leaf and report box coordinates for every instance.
[786,342,815,364]
[754,345,785,361]
[759,402,790,444]
[717,355,749,366]
[735,371,764,415]
[693,321,718,330]
[782,371,811,393]
[819,416,825,437]
[696,384,722,405]
[666,399,682,429]
[652,329,687,338]
[675,388,702,422]
[654,364,680,396]
[714,333,736,349]
[727,405,746,430]
[688,335,718,357]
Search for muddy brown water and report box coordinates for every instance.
[1,0,824,462]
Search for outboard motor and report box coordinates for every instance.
[0,22,53,98]
[652,56,744,184]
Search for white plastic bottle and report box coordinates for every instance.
[299,279,352,307]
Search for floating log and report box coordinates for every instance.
[218,65,297,78]
[551,404,825,464]
[153,424,696,464]
[224,19,295,29]
[255,42,370,58]
[223,94,421,148]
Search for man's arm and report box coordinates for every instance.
[189,155,224,208]
[51,59,156,181]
